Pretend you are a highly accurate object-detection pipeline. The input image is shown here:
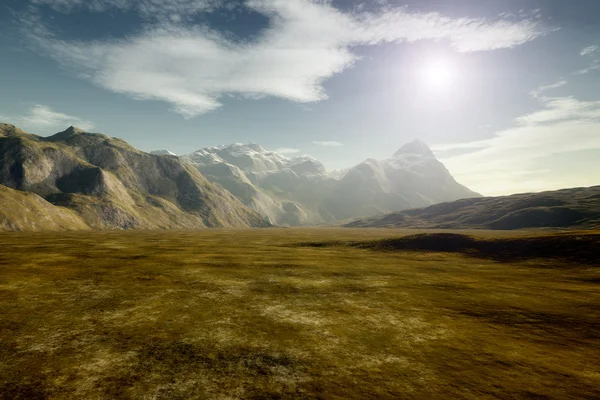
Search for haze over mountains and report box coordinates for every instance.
[3,123,596,232]
[180,139,480,225]
[0,123,481,230]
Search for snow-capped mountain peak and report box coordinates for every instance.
[392,139,434,158]
[246,142,266,153]
[183,143,328,175]
[178,139,478,226]
[150,149,177,156]
[287,154,326,175]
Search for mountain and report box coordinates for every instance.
[180,143,336,226]
[345,186,600,229]
[0,123,270,230]
[180,140,479,225]
[0,184,89,231]
[326,140,480,221]
[150,149,177,156]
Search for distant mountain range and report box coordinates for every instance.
[345,186,600,230]
[0,124,269,230]
[9,123,593,232]
[178,139,479,225]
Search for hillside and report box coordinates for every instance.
[0,184,89,231]
[180,140,479,226]
[0,123,270,230]
[327,140,480,221]
[345,186,600,229]
[182,144,335,226]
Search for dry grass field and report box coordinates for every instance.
[0,228,598,399]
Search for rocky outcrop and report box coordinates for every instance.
[0,124,270,230]
[181,140,479,226]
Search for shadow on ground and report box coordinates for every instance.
[299,232,600,265]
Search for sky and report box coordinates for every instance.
[0,0,599,195]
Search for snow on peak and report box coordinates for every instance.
[183,142,328,175]
[287,154,326,175]
[289,154,319,164]
[329,168,349,180]
[150,149,176,156]
[211,142,267,156]
[246,143,266,153]
[392,139,434,158]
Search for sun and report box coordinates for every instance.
[420,59,456,89]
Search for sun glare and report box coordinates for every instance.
[421,59,456,89]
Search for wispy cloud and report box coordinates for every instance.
[517,97,600,125]
[23,0,551,118]
[434,96,600,195]
[274,147,301,154]
[3,104,94,131]
[312,141,344,147]
[529,79,567,98]
[580,45,599,56]
[574,62,600,75]
[354,6,550,53]
[575,44,600,75]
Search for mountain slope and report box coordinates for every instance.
[0,184,90,231]
[345,186,600,229]
[180,140,479,226]
[0,123,270,230]
[181,144,338,225]
[327,140,480,221]
[150,149,176,156]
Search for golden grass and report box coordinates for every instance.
[0,185,89,232]
[0,228,598,399]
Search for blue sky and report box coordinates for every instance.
[1,0,599,195]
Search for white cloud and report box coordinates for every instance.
[529,79,566,98]
[6,104,94,131]
[574,62,600,75]
[25,0,551,117]
[312,141,344,147]
[354,7,549,53]
[435,96,600,195]
[517,97,600,125]
[575,45,600,75]
[580,45,598,56]
[274,147,301,154]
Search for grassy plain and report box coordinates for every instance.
[0,228,599,399]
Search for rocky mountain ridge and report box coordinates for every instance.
[0,123,270,230]
[179,139,480,225]
[1,123,481,230]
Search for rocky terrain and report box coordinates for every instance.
[1,124,597,233]
[180,140,480,225]
[0,124,270,230]
[345,185,600,229]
